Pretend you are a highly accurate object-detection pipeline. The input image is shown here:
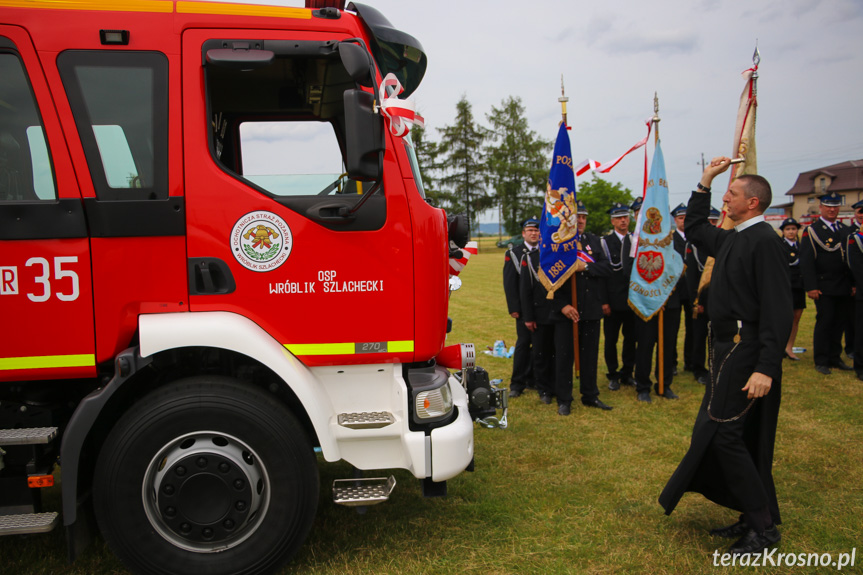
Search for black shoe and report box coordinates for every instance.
[608,378,620,391]
[637,391,652,403]
[729,525,781,555]
[696,374,709,386]
[683,364,694,373]
[710,519,749,538]
[508,388,523,398]
[557,403,571,416]
[815,365,832,375]
[538,393,553,405]
[857,372,863,382]
[847,352,854,360]
[657,387,679,400]
[582,398,613,411]
[831,360,853,371]
[672,367,678,376]
[624,377,637,387]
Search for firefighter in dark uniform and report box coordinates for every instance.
[552,201,611,415]
[845,200,862,362]
[779,218,806,360]
[548,201,613,415]
[519,242,558,404]
[799,192,855,374]
[601,202,636,391]
[503,217,540,397]
[685,207,720,385]
[847,201,863,381]
[671,203,694,376]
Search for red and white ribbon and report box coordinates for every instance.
[449,241,478,276]
[379,73,425,138]
[574,121,652,177]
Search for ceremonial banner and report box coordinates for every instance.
[698,57,759,298]
[627,141,684,321]
[538,122,581,296]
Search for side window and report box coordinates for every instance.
[0,52,57,202]
[57,51,168,201]
[239,121,372,197]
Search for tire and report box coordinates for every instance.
[93,376,318,575]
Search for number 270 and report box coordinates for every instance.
[26,256,79,302]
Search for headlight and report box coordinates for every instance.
[415,384,453,419]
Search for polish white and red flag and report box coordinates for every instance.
[574,122,651,177]
[449,241,478,276]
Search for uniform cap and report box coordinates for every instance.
[852,199,863,210]
[630,196,643,211]
[607,202,630,217]
[779,217,799,230]
[671,203,687,217]
[708,207,721,220]
[522,217,540,229]
[818,192,843,206]
[576,200,588,215]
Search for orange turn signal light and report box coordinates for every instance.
[28,475,54,488]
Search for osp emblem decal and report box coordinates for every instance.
[231,211,292,272]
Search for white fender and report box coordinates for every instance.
[138,311,340,460]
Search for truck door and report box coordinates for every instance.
[0,26,95,381]
[181,30,416,367]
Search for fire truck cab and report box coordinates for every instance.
[0,1,504,573]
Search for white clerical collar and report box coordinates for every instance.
[614,230,627,241]
[734,214,765,232]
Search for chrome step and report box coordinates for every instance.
[0,512,59,536]
[0,427,58,446]
[333,476,396,507]
[337,412,395,429]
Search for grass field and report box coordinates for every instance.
[2,237,861,574]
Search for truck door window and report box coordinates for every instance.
[239,120,372,197]
[0,53,57,202]
[58,51,168,201]
[204,39,384,230]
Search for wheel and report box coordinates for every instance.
[93,376,318,575]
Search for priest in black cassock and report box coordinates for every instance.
[659,157,792,556]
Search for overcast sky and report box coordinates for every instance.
[229,0,863,219]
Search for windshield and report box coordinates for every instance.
[403,133,425,199]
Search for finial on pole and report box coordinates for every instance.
[652,92,660,143]
[558,74,569,126]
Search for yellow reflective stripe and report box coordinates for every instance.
[176,1,310,18]
[285,343,355,356]
[387,340,414,353]
[0,354,96,371]
[0,0,173,12]
[285,341,415,356]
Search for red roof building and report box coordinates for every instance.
[783,159,863,225]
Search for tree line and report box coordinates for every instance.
[410,95,637,237]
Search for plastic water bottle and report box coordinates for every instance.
[493,340,505,357]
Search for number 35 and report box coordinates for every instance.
[25,256,80,302]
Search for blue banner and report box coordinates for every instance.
[627,141,684,320]
[539,123,581,295]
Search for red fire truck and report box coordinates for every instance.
[0,1,505,573]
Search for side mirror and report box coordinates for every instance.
[338,42,373,87]
[343,89,383,181]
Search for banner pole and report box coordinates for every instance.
[560,76,580,379]
[653,92,665,396]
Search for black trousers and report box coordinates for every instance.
[577,319,602,402]
[854,301,863,374]
[603,309,635,381]
[509,318,534,392]
[530,323,556,396]
[679,299,693,369]
[690,311,710,377]
[634,309,679,393]
[550,320,575,405]
[813,295,852,366]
